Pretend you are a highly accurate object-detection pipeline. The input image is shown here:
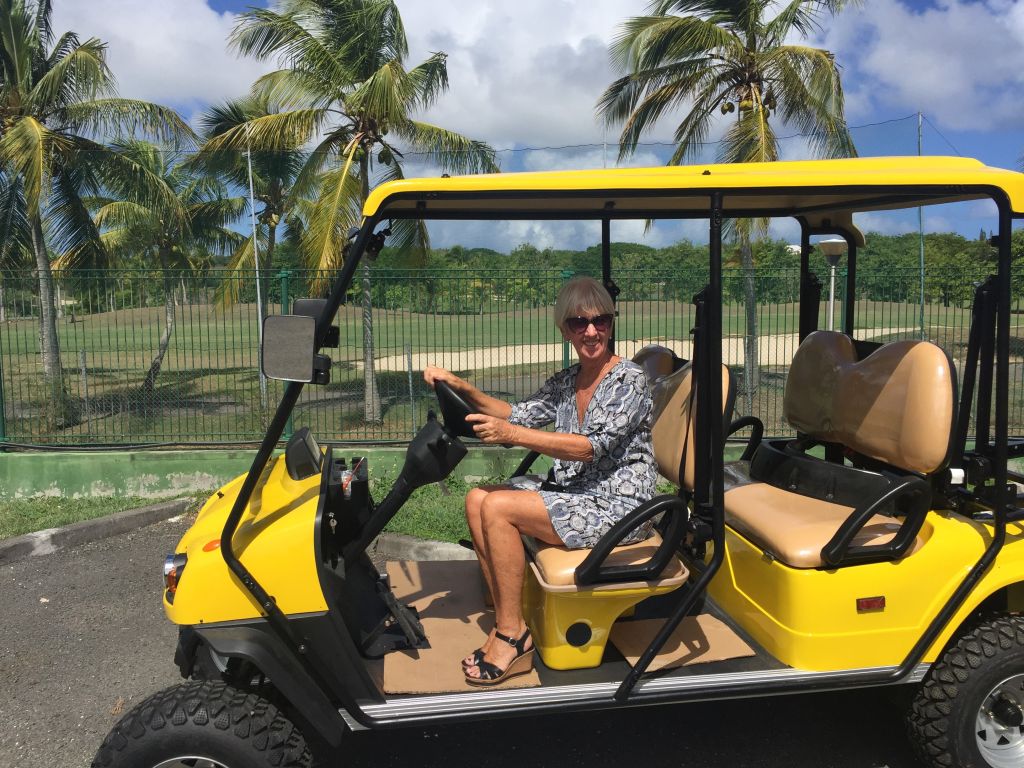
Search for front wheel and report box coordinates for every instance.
[909,614,1024,768]
[92,680,312,768]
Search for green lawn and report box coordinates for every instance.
[0,495,198,540]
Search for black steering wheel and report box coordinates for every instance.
[434,380,476,439]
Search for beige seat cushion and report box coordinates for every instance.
[784,331,955,474]
[527,531,687,588]
[723,482,922,569]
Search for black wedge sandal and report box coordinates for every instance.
[463,628,533,687]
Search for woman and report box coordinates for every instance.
[423,276,657,686]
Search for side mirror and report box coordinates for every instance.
[262,315,331,384]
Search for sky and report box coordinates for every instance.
[50,0,1024,250]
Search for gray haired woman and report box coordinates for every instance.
[423,276,657,686]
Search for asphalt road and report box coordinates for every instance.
[0,516,923,768]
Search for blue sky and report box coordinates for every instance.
[50,0,1024,248]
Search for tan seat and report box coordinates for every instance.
[522,345,736,669]
[724,331,954,568]
[526,530,688,588]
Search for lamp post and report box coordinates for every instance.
[818,238,848,332]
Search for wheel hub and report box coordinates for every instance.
[153,759,231,768]
[976,673,1024,768]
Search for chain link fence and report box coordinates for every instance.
[0,265,1018,447]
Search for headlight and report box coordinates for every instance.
[163,553,188,602]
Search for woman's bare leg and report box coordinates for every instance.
[463,484,505,664]
[466,489,562,679]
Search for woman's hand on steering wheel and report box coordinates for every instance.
[465,413,519,446]
[423,365,465,392]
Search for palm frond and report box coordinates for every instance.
[202,108,326,153]
[230,6,350,85]
[347,58,413,127]
[0,115,70,215]
[395,120,498,174]
[28,36,111,112]
[405,51,449,111]
[0,174,31,268]
[300,164,363,275]
[61,98,197,148]
[48,165,106,269]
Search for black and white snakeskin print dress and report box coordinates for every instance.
[507,359,658,549]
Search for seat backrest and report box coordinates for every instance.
[783,331,955,475]
[633,357,732,491]
[632,344,682,382]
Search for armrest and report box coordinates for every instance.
[728,416,763,462]
[575,495,688,586]
[510,450,542,479]
[820,476,931,567]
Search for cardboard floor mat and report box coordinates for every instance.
[609,615,756,672]
[383,560,541,694]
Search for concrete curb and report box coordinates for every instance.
[0,496,469,567]
[0,498,191,566]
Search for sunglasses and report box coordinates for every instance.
[564,313,614,334]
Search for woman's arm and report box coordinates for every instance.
[466,414,593,462]
[423,366,512,419]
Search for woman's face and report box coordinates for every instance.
[562,307,613,365]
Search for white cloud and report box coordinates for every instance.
[827,0,1024,132]
[53,0,274,119]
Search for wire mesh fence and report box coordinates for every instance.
[0,265,1017,447]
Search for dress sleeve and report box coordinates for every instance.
[507,369,567,429]
[582,366,652,461]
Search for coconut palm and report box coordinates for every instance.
[598,0,858,414]
[209,0,499,422]
[57,140,244,392]
[196,95,309,309]
[0,0,194,427]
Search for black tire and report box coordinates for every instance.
[908,614,1024,768]
[92,680,312,768]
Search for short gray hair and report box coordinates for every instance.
[554,276,614,332]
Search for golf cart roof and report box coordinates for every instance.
[364,157,1024,234]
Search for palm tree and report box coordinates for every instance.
[57,140,244,392]
[209,0,499,423]
[598,0,858,415]
[0,0,193,427]
[196,95,309,309]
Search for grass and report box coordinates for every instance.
[0,494,199,540]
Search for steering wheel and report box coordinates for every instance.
[434,380,476,439]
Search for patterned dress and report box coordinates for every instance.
[507,359,658,549]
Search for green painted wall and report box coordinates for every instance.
[0,446,552,500]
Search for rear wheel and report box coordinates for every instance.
[909,614,1024,768]
[92,680,311,768]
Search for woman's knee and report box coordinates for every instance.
[465,486,488,518]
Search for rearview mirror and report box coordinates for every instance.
[262,315,317,382]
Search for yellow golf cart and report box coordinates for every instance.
[94,157,1024,768]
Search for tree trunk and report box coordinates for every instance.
[740,231,759,417]
[142,250,176,393]
[31,215,78,428]
[263,221,277,315]
[359,153,382,423]
[0,274,6,323]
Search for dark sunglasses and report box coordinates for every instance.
[565,313,614,334]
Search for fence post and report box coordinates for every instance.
[279,270,294,442]
[561,269,574,369]
[0,321,6,450]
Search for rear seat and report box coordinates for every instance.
[724,331,956,569]
[521,346,731,670]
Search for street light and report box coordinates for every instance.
[818,238,848,332]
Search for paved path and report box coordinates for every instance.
[364,327,921,373]
[0,516,919,768]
